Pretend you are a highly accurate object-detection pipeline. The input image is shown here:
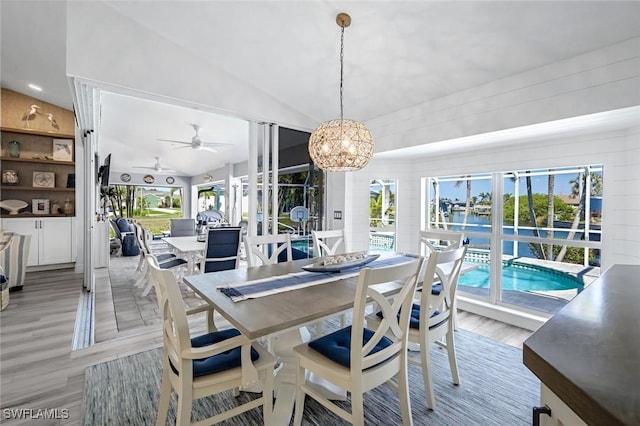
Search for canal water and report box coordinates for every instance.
[443,212,599,259]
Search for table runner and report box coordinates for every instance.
[219,254,416,302]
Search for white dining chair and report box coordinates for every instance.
[244,233,292,266]
[147,256,276,426]
[132,223,177,286]
[311,229,348,331]
[419,229,464,256]
[369,246,466,410]
[311,229,346,258]
[137,228,188,297]
[243,233,295,352]
[419,229,465,329]
[293,256,424,426]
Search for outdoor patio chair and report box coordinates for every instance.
[170,218,196,237]
[147,257,276,426]
[198,227,243,273]
[109,218,139,256]
[293,256,424,426]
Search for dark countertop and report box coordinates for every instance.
[523,264,640,426]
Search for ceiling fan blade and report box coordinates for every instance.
[200,146,219,153]
[174,145,193,150]
[132,166,155,170]
[158,139,191,145]
[199,141,233,147]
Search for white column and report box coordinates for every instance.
[261,124,270,236]
[248,122,259,237]
[271,123,279,236]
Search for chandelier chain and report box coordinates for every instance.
[339,24,344,121]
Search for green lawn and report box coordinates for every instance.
[134,208,183,236]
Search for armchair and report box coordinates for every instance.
[109,218,140,256]
[0,231,32,291]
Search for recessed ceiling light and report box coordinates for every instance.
[28,83,42,92]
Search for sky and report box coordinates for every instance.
[435,168,601,201]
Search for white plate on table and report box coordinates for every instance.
[302,254,380,273]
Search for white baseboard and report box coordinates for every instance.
[458,296,551,331]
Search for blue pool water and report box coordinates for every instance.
[291,239,311,255]
[459,263,583,291]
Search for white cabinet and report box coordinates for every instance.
[539,384,588,426]
[1,217,75,266]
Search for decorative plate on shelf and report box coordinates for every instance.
[302,253,380,273]
[120,173,131,182]
[166,176,175,184]
[143,174,155,184]
[33,171,55,188]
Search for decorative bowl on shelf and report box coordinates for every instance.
[2,170,19,185]
[0,199,28,215]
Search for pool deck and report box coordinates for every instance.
[460,257,601,315]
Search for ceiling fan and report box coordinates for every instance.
[132,156,177,173]
[158,124,232,153]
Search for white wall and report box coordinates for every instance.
[337,160,417,254]
[367,37,640,155]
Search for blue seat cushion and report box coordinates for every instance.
[116,218,132,234]
[156,253,177,262]
[376,304,441,329]
[159,258,188,269]
[170,328,259,378]
[308,326,393,368]
[431,283,442,295]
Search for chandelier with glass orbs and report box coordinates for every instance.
[308,13,373,172]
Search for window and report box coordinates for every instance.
[369,179,396,251]
[423,165,603,315]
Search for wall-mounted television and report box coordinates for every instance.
[98,153,111,187]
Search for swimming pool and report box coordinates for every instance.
[459,262,583,291]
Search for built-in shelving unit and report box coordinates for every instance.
[1,127,76,218]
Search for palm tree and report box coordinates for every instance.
[556,171,601,262]
[525,173,546,259]
[455,176,471,230]
[169,187,178,208]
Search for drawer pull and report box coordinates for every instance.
[533,405,552,426]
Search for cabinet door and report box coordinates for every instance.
[1,218,40,266]
[38,218,72,265]
[540,384,588,426]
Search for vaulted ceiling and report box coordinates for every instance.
[2,1,640,176]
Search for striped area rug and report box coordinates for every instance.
[83,329,539,425]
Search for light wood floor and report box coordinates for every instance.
[0,267,532,425]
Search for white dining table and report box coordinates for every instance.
[162,236,205,274]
